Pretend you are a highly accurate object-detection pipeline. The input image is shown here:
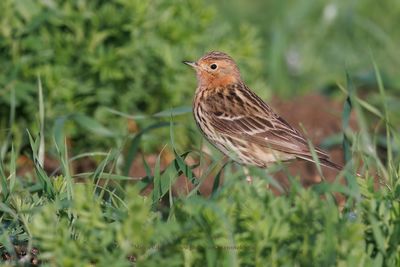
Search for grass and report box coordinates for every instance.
[0,70,400,267]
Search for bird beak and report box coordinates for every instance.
[182,61,198,68]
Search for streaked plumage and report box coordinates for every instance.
[184,51,342,171]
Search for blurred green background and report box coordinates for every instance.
[1,0,399,155]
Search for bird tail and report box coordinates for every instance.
[300,156,363,177]
[296,155,342,171]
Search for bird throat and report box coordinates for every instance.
[198,73,239,89]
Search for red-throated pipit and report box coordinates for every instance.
[183,51,342,179]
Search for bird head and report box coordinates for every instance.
[183,51,242,88]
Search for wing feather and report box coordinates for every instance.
[203,87,330,160]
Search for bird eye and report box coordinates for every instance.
[210,63,218,70]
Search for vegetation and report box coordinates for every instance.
[0,0,399,266]
[0,0,265,152]
[215,0,400,97]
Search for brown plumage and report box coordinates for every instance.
[183,51,342,171]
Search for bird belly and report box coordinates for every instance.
[202,128,295,168]
[193,106,295,168]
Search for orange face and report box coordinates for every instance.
[184,52,241,88]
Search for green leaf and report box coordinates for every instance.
[152,149,163,207]
[369,215,386,254]
[53,115,69,154]
[173,150,198,186]
[153,106,192,118]
[27,130,55,198]
[73,172,137,181]
[211,163,225,198]
[71,113,116,137]
[342,72,359,197]
[9,145,16,193]
[0,161,8,201]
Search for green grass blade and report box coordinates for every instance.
[92,149,118,186]
[211,163,226,198]
[169,113,199,187]
[300,124,324,179]
[187,156,225,198]
[153,106,191,118]
[173,150,198,186]
[142,154,152,179]
[342,73,353,165]
[71,113,116,137]
[37,75,45,167]
[53,115,70,155]
[342,73,359,198]
[106,106,191,120]
[152,147,163,207]
[369,214,386,254]
[50,151,109,177]
[27,130,55,198]
[123,122,171,176]
[73,172,140,181]
[0,160,9,201]
[1,87,15,160]
[356,98,384,119]
[373,61,393,184]
[54,138,74,199]
[105,107,148,120]
[9,145,16,194]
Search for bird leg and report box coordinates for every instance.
[243,167,253,184]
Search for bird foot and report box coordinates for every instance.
[243,167,253,184]
[246,175,253,184]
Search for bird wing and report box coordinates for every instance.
[203,88,330,160]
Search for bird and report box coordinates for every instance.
[183,51,343,177]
